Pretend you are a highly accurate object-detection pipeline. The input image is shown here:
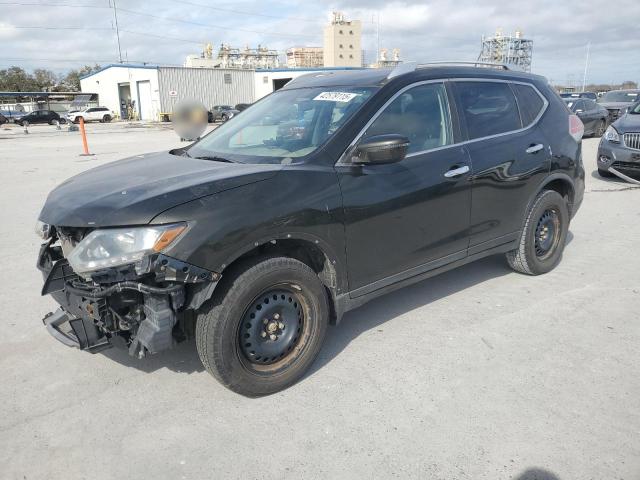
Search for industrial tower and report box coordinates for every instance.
[477,29,533,72]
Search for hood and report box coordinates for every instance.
[613,114,640,134]
[599,101,634,110]
[39,151,281,227]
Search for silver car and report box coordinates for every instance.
[597,101,640,178]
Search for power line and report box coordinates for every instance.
[114,6,317,39]
[0,25,113,30]
[0,1,108,8]
[170,0,319,24]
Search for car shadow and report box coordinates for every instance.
[100,337,205,374]
[514,468,561,480]
[308,254,513,376]
[99,239,575,378]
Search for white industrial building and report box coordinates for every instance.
[80,64,366,121]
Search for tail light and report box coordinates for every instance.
[569,114,584,142]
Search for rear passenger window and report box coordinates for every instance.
[512,83,545,126]
[363,83,452,154]
[456,81,521,140]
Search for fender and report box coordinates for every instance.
[521,171,576,225]
[216,230,349,296]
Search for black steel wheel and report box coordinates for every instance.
[506,190,569,275]
[239,287,306,367]
[196,256,329,396]
[534,208,561,260]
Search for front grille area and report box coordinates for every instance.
[623,132,640,151]
[612,161,640,172]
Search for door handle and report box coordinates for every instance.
[444,165,470,178]
[525,143,544,154]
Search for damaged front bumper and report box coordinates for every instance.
[38,240,219,357]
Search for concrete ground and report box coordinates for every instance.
[1,122,639,480]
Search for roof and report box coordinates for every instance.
[79,63,159,80]
[283,64,545,89]
[0,91,97,97]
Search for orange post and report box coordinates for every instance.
[78,117,92,156]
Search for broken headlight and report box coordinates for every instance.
[35,220,52,240]
[67,223,187,275]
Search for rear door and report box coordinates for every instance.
[453,80,551,252]
[337,81,472,295]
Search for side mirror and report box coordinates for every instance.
[352,134,410,165]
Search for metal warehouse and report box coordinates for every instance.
[80,64,366,121]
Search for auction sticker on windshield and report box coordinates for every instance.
[313,92,360,102]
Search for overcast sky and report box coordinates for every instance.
[0,0,638,85]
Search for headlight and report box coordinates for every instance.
[604,126,620,143]
[35,220,51,240]
[67,223,187,275]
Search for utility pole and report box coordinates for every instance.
[111,0,123,63]
[581,42,590,92]
[376,12,380,63]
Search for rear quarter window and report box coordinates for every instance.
[456,81,522,140]
[512,83,545,126]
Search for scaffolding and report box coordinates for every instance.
[478,29,533,72]
[216,44,280,69]
[286,47,324,68]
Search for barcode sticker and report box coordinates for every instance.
[313,92,360,102]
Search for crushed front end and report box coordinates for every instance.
[37,223,219,358]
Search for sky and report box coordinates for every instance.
[0,0,638,86]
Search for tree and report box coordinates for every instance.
[32,68,59,91]
[59,64,101,91]
[0,66,38,91]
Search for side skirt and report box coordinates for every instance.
[333,238,518,323]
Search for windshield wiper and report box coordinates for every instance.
[191,155,235,163]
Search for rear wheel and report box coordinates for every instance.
[102,114,112,123]
[506,190,569,275]
[196,256,329,396]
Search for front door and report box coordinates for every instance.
[337,82,472,295]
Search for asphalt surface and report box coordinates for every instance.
[1,122,639,480]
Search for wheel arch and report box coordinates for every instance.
[529,172,576,216]
[213,233,346,324]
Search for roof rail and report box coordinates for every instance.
[418,61,510,70]
[387,60,510,80]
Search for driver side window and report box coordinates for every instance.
[363,83,453,154]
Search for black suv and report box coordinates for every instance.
[36,64,585,396]
[17,109,65,126]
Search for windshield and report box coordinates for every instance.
[189,86,376,163]
[600,91,639,103]
[630,102,640,114]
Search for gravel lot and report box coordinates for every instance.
[1,122,639,480]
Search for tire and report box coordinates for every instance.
[103,115,111,123]
[598,168,614,178]
[221,114,228,122]
[595,119,606,137]
[74,116,81,124]
[196,256,329,396]
[506,190,569,275]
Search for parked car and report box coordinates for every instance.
[67,106,113,123]
[597,101,640,178]
[560,92,597,100]
[598,89,640,122]
[0,113,7,125]
[235,103,251,112]
[0,109,27,123]
[36,64,585,396]
[563,98,608,136]
[208,105,238,123]
[16,109,65,126]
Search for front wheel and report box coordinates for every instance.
[196,256,329,396]
[103,114,111,123]
[220,114,228,122]
[506,190,569,275]
[598,168,614,178]
[595,119,606,137]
